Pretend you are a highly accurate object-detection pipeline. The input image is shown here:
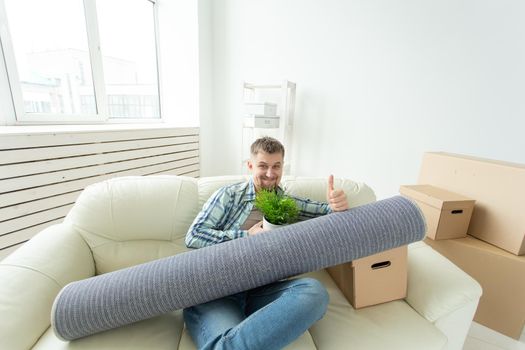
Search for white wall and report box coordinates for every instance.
[199,0,525,199]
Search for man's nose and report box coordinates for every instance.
[266,168,275,178]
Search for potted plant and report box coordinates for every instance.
[254,189,299,230]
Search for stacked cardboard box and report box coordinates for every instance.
[399,185,475,240]
[416,152,525,339]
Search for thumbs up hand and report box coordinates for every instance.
[327,175,349,212]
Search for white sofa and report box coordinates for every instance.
[0,175,482,350]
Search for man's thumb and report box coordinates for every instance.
[328,174,334,193]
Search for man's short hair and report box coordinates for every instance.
[250,136,285,158]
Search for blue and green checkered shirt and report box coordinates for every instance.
[185,179,332,248]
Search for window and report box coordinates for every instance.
[0,0,161,123]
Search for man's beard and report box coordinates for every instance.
[258,177,278,191]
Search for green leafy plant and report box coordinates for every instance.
[254,189,299,225]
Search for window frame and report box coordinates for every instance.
[0,0,162,125]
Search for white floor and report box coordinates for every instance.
[463,322,525,350]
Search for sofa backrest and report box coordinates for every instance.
[65,175,375,274]
[197,175,376,208]
[65,175,200,274]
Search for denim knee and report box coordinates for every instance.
[293,278,329,317]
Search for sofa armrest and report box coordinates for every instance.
[0,223,95,350]
[406,241,482,350]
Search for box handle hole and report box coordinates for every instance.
[371,261,391,269]
[451,209,463,214]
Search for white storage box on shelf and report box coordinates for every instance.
[243,115,280,129]
[243,102,277,116]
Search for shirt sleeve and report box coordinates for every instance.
[288,194,332,220]
[185,187,248,249]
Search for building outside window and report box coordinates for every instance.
[0,0,161,124]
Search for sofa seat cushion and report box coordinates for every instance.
[33,269,447,350]
[178,326,318,350]
[306,269,448,350]
[33,311,186,350]
[33,308,317,350]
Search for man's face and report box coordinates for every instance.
[248,151,284,191]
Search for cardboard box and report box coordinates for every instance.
[400,185,475,240]
[424,236,525,339]
[327,245,407,309]
[419,152,525,255]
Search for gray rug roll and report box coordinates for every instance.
[51,195,425,340]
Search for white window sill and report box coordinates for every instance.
[0,122,198,136]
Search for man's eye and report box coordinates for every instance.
[273,165,281,170]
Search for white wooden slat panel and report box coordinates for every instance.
[0,242,25,261]
[144,169,198,179]
[1,157,199,207]
[0,162,199,251]
[0,191,80,222]
[0,126,200,257]
[0,135,199,165]
[143,163,199,176]
[0,150,199,193]
[149,169,200,177]
[0,218,63,250]
[0,165,201,221]
[1,143,199,179]
[0,127,199,150]
[0,204,73,235]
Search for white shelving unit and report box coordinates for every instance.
[241,80,296,175]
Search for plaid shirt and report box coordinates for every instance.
[185,179,332,248]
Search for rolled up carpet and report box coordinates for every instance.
[52,195,425,340]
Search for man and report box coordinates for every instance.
[184,136,349,350]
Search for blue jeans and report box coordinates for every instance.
[183,277,329,350]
